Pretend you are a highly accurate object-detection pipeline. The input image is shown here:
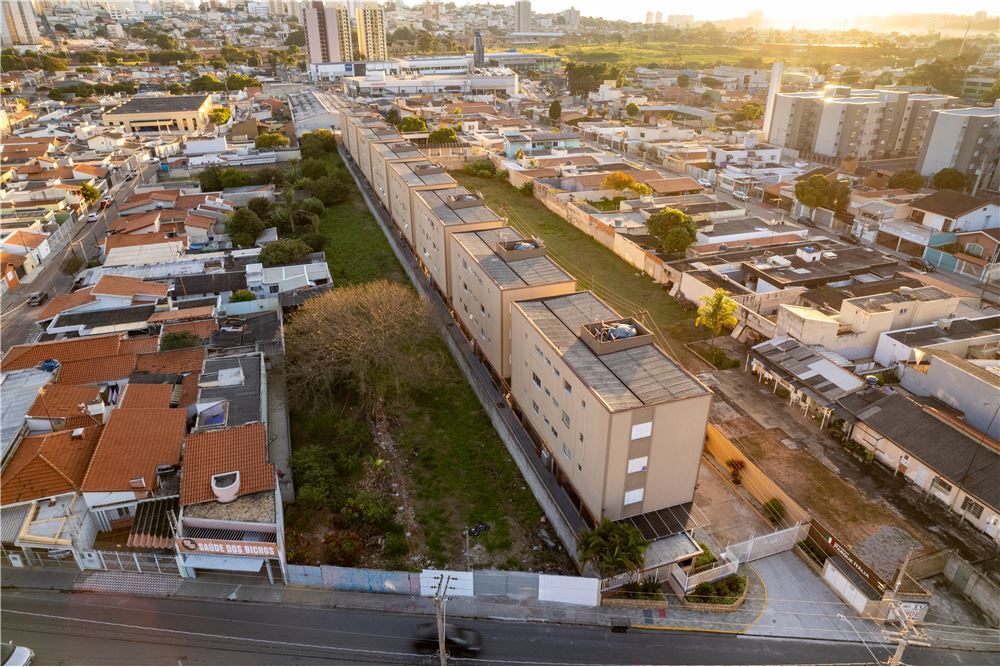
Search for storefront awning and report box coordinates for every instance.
[182,554,264,572]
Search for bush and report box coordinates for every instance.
[494,168,509,182]
[229,289,256,303]
[725,458,745,485]
[686,574,747,605]
[385,529,409,558]
[299,157,330,180]
[256,133,291,150]
[341,492,396,531]
[620,576,664,600]
[462,160,496,177]
[762,498,785,525]
[309,177,350,206]
[693,542,718,571]
[161,331,201,350]
[519,181,534,196]
[259,237,312,266]
[60,252,85,275]
[298,232,327,252]
[323,531,361,566]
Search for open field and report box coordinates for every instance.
[283,151,572,572]
[453,172,705,368]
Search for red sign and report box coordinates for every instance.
[176,538,279,558]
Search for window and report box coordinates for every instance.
[116,506,132,519]
[624,488,644,505]
[553,368,560,377]
[532,400,539,415]
[964,243,984,258]
[631,422,653,440]
[550,426,558,439]
[562,443,572,461]
[564,381,572,396]
[931,477,953,497]
[627,457,649,474]
[544,386,551,397]
[961,496,984,519]
[561,411,570,427]
[532,372,541,389]
[268,285,279,294]
[480,304,486,314]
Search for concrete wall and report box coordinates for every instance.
[908,549,1000,626]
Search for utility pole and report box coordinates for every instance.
[433,574,453,666]
[884,550,930,665]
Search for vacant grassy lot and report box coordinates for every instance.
[284,150,571,572]
[453,172,704,368]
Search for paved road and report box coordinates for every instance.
[3,590,996,666]
[1,164,151,352]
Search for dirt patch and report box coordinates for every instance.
[734,427,937,577]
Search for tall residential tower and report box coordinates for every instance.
[304,1,353,64]
[355,3,388,61]
[2,0,42,45]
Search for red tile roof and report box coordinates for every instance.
[26,384,104,429]
[163,319,218,341]
[1,426,103,504]
[2,230,48,250]
[108,211,160,235]
[54,353,137,386]
[103,232,184,252]
[119,383,175,409]
[147,305,215,323]
[82,408,187,493]
[180,422,274,506]
[135,347,205,374]
[34,288,97,322]
[93,274,169,299]
[2,334,125,371]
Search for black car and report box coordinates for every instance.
[907,256,936,272]
[412,623,482,657]
[27,292,49,306]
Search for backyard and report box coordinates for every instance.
[282,149,573,573]
[452,172,705,368]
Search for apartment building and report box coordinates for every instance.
[767,87,954,161]
[412,186,504,297]
[354,125,404,184]
[355,3,388,61]
[510,291,712,523]
[2,0,41,45]
[304,1,353,64]
[385,160,456,246]
[340,110,385,165]
[370,141,424,209]
[916,103,1000,189]
[513,0,531,32]
[450,228,575,378]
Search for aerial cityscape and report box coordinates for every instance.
[0,0,998,665]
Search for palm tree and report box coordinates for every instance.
[578,518,648,577]
[695,288,738,344]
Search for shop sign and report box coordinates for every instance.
[176,538,279,558]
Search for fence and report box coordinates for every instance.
[83,550,181,575]
[908,549,1000,626]
[286,564,420,594]
[670,560,739,593]
[724,522,810,564]
[703,425,811,524]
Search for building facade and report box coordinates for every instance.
[304,0,352,64]
[513,0,531,32]
[2,0,41,45]
[355,3,388,61]
[916,104,1000,191]
[101,95,213,133]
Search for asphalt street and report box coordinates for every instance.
[1,590,997,666]
[0,163,151,352]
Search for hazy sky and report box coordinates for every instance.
[463,0,998,25]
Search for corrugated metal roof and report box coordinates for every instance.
[0,503,32,545]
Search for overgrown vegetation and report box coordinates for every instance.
[578,518,648,577]
[686,574,747,605]
[161,331,201,350]
[762,498,786,525]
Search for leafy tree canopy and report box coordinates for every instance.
[887,169,925,193]
[646,207,697,254]
[259,237,312,266]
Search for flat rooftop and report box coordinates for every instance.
[415,186,501,226]
[886,315,1000,346]
[105,95,210,115]
[391,160,456,187]
[195,353,263,430]
[453,228,573,289]
[518,292,709,411]
[742,246,899,286]
[844,286,952,312]
[372,141,423,161]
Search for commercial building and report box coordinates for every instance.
[412,186,504,296]
[2,0,41,45]
[510,291,712,523]
[767,87,954,161]
[342,69,519,97]
[303,0,353,64]
[450,228,575,378]
[513,0,531,32]
[915,103,1000,190]
[101,95,214,133]
[355,3,388,61]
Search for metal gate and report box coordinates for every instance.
[89,550,181,576]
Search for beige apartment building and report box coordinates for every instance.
[343,114,388,168]
[304,1,353,63]
[102,95,214,133]
[450,228,576,378]
[355,3,388,61]
[355,126,405,184]
[370,141,424,209]
[412,186,504,297]
[386,160,456,246]
[511,292,712,523]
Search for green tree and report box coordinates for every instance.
[229,289,257,303]
[259,237,312,266]
[577,518,648,577]
[397,116,427,132]
[255,133,291,150]
[79,182,101,204]
[155,34,179,50]
[309,177,350,206]
[625,102,640,117]
[299,157,330,180]
[794,174,835,210]
[226,208,266,247]
[299,129,336,158]
[701,76,722,89]
[209,107,231,125]
[548,99,562,121]
[676,73,690,88]
[600,171,639,192]
[887,170,925,193]
[646,207,697,253]
[426,126,458,144]
[736,101,764,123]
[219,168,252,189]
[933,168,966,191]
[695,288,739,342]
[981,80,1000,104]
[183,28,202,38]
[247,196,274,219]
[161,331,201,350]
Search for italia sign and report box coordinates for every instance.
[176,538,279,558]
